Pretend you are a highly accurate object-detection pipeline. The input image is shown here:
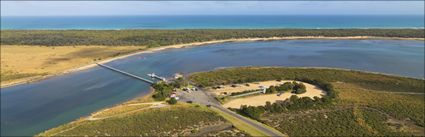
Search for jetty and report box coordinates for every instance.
[147,73,167,82]
[96,63,154,84]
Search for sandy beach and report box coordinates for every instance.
[2,36,423,88]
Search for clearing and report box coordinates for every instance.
[207,80,325,108]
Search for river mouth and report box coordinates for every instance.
[1,39,424,136]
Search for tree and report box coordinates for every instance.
[293,82,307,94]
[281,82,294,91]
[152,93,166,101]
[266,86,277,94]
[239,105,265,120]
[172,77,188,88]
[265,101,272,110]
[290,95,299,102]
[294,88,307,94]
[152,82,174,101]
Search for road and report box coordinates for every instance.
[212,105,284,136]
[177,88,285,137]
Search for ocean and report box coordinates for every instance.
[1,15,424,30]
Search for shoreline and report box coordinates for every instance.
[1,36,424,88]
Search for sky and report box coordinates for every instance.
[1,1,424,16]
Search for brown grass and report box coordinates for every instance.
[1,45,145,87]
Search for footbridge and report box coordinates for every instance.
[96,63,155,84]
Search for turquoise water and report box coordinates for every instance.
[1,15,424,30]
[1,40,424,136]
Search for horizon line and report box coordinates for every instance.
[2,14,424,17]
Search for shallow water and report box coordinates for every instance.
[1,40,424,136]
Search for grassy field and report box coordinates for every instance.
[0,45,144,86]
[189,67,424,136]
[335,82,425,127]
[38,103,236,136]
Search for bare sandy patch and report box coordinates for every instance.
[211,80,326,108]
[207,80,296,95]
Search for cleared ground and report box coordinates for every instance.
[207,80,283,95]
[1,45,144,87]
[207,80,325,108]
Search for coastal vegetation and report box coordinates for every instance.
[263,83,425,136]
[2,29,424,46]
[189,67,424,93]
[151,82,174,101]
[37,67,424,136]
[151,78,189,102]
[233,78,336,120]
[216,89,263,103]
[265,107,407,136]
[38,103,243,136]
[190,67,424,136]
[167,97,178,104]
[230,89,261,96]
[266,81,307,94]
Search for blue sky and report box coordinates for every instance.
[1,1,424,16]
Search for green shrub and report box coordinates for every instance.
[238,105,266,120]
[151,82,175,101]
[39,105,225,136]
[167,98,178,105]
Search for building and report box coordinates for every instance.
[170,92,177,98]
[174,73,183,79]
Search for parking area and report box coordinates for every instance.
[176,88,220,106]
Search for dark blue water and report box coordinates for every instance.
[1,40,424,136]
[1,15,424,30]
